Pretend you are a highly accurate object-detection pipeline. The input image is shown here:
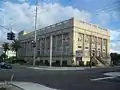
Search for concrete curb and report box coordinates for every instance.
[28,67,86,70]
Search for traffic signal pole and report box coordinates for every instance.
[0,24,15,40]
[33,0,38,66]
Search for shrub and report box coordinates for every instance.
[16,59,26,65]
[52,61,60,66]
[0,87,6,90]
[36,60,44,66]
[79,61,84,66]
[0,53,8,60]
[86,61,91,66]
[7,56,16,63]
[44,60,49,66]
[86,61,96,67]
[62,61,67,66]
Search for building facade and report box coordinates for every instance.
[0,45,16,58]
[18,18,110,66]
[6,50,16,58]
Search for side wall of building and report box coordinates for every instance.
[73,18,110,65]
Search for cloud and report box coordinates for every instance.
[111,42,120,54]
[96,10,120,27]
[110,30,120,53]
[0,1,91,42]
[110,30,120,41]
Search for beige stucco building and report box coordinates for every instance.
[18,18,110,66]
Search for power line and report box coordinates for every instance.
[69,0,119,15]
[0,24,9,30]
[95,1,118,12]
[111,40,120,42]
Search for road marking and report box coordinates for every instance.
[91,76,116,81]
[104,72,120,77]
[91,72,120,81]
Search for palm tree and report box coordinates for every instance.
[2,42,10,56]
[11,39,21,60]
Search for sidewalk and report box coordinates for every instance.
[12,64,120,71]
[28,66,89,71]
[0,81,56,90]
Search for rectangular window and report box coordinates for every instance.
[97,38,101,45]
[78,33,83,42]
[78,46,82,48]
[85,47,88,49]
[37,51,40,56]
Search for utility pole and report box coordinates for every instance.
[9,18,13,32]
[33,0,38,66]
[50,35,53,67]
[60,34,63,66]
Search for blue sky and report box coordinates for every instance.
[0,0,120,53]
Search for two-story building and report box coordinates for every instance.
[18,17,110,66]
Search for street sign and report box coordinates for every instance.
[76,50,83,57]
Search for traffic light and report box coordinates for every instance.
[32,41,36,47]
[11,32,15,40]
[7,32,15,40]
[7,33,11,40]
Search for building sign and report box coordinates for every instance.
[76,50,83,57]
[76,50,83,61]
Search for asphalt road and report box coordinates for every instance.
[0,66,120,90]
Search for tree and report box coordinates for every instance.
[11,39,21,60]
[0,53,7,60]
[2,42,10,56]
[110,53,120,65]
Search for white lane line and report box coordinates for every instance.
[91,76,116,81]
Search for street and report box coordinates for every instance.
[0,66,120,90]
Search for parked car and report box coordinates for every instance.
[0,61,12,69]
[0,60,3,63]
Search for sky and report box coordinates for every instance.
[0,0,120,53]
